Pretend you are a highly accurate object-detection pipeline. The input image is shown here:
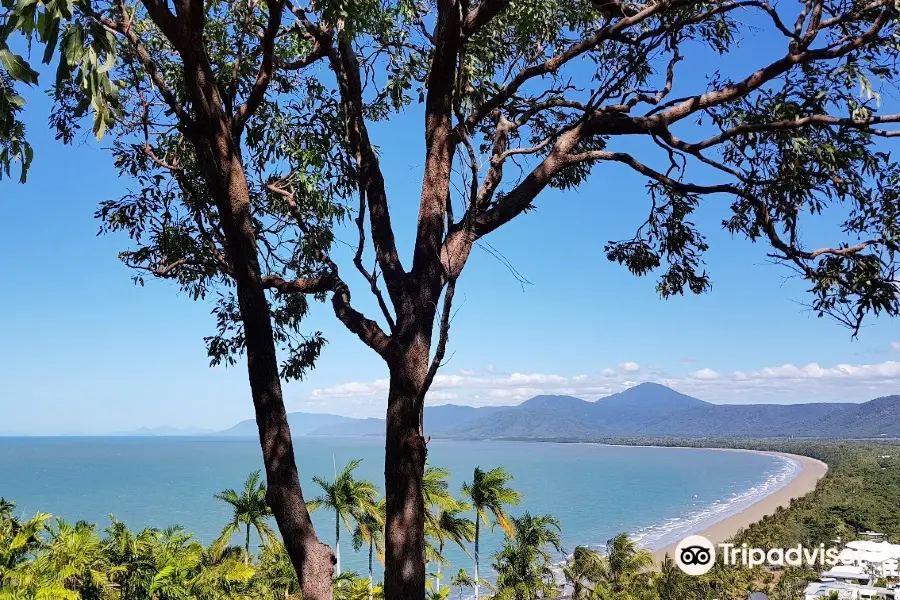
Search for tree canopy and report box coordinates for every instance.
[4,0,900,343]
[5,0,900,597]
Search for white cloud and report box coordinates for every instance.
[302,359,900,417]
[891,342,900,352]
[690,368,720,381]
[309,378,389,399]
[505,372,568,386]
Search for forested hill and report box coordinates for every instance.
[215,383,900,440]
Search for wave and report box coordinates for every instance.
[627,453,801,552]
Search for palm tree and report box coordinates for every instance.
[0,498,14,521]
[332,571,384,600]
[491,513,562,600]
[352,499,385,600]
[213,470,278,565]
[254,542,301,600]
[0,506,47,571]
[422,465,475,592]
[104,517,158,600]
[0,510,67,600]
[655,554,692,600]
[192,545,256,600]
[426,503,475,593]
[461,466,522,600]
[423,466,457,529]
[450,569,474,600]
[562,546,605,600]
[308,459,379,575]
[601,533,653,594]
[41,518,118,599]
[149,526,205,600]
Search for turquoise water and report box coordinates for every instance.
[0,437,796,579]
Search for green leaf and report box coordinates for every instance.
[19,144,33,183]
[96,45,116,74]
[54,52,72,88]
[15,0,37,11]
[41,17,61,65]
[62,23,85,65]
[0,48,39,84]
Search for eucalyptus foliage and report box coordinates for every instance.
[5,0,900,595]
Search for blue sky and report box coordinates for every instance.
[2,11,900,434]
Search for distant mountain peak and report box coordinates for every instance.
[209,386,900,442]
[518,394,590,409]
[628,382,672,391]
[597,383,708,408]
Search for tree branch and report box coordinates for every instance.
[139,0,181,47]
[411,0,462,289]
[648,5,895,127]
[233,0,286,138]
[261,274,336,293]
[462,0,510,36]
[327,34,407,307]
[266,181,394,357]
[461,0,686,131]
[669,113,900,152]
[354,188,397,332]
[91,7,192,128]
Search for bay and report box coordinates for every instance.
[0,436,795,580]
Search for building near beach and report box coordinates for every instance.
[837,540,900,578]
[822,565,876,586]
[803,579,897,600]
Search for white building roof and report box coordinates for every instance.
[825,565,871,576]
[845,541,900,556]
[805,580,860,599]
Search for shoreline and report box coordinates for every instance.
[651,450,828,562]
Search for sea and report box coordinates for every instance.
[0,436,799,579]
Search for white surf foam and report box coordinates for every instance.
[628,453,801,551]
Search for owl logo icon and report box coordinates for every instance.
[674,535,716,575]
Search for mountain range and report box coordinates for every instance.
[216,383,900,440]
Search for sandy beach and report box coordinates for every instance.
[654,451,829,562]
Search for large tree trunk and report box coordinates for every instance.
[383,361,428,600]
[227,170,335,598]
[179,43,335,598]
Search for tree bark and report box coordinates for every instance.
[335,512,342,575]
[474,518,480,600]
[245,522,251,565]
[384,360,429,600]
[194,149,334,598]
[178,43,335,597]
[368,541,374,600]
[435,542,443,592]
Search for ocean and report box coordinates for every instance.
[0,436,798,579]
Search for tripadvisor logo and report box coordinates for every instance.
[675,535,716,575]
[673,535,842,575]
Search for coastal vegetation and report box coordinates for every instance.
[2,441,899,599]
[5,1,900,596]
